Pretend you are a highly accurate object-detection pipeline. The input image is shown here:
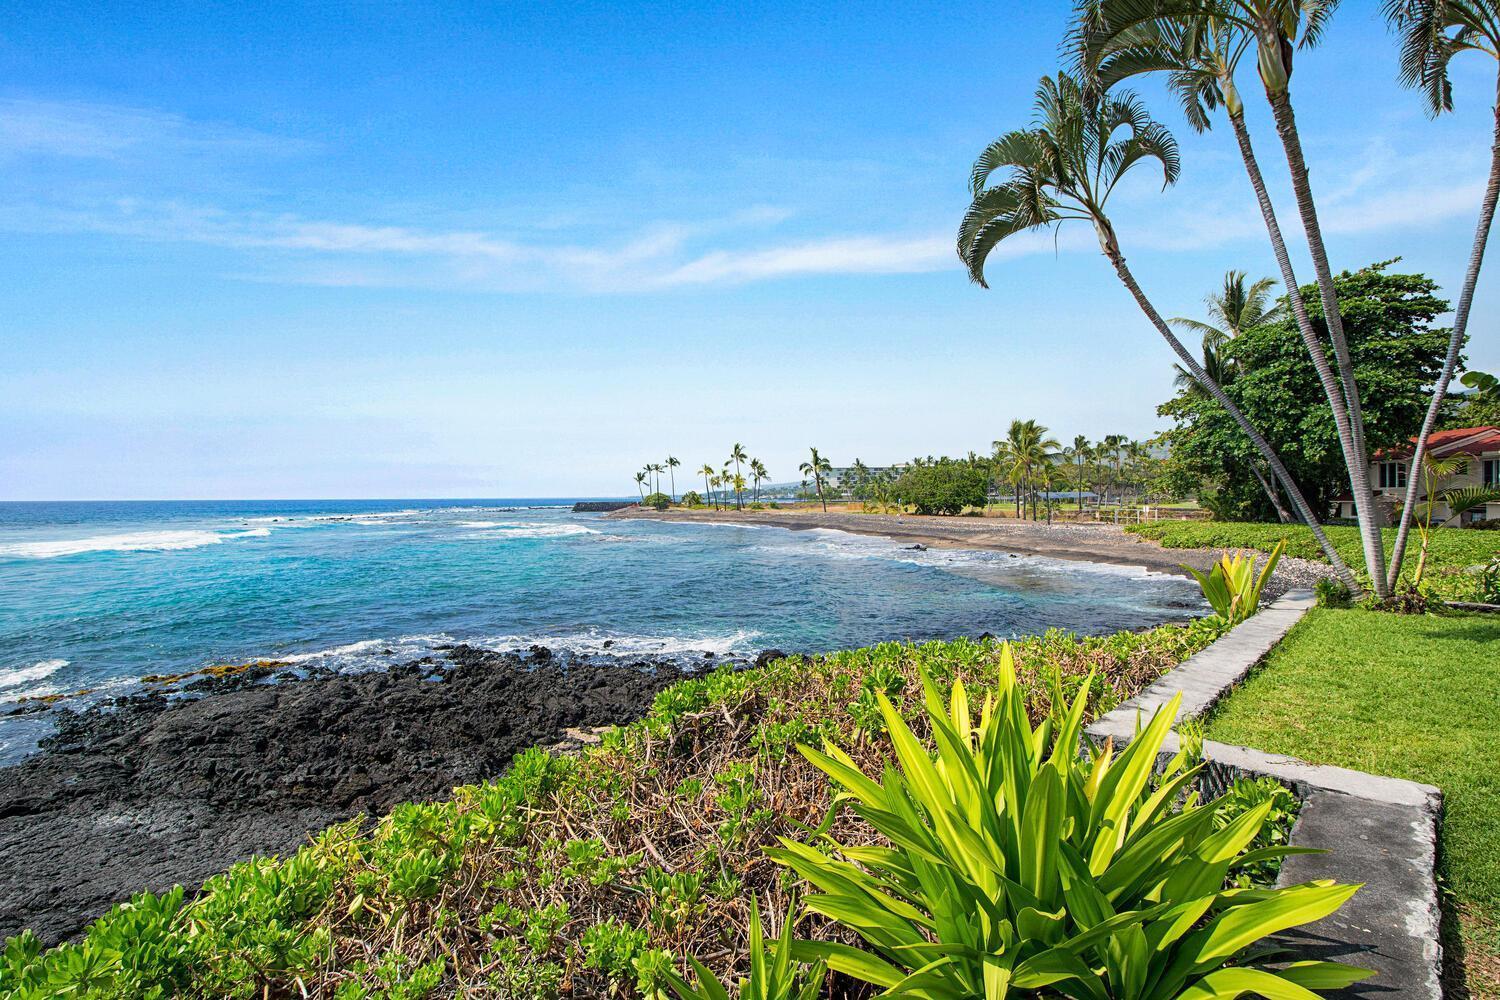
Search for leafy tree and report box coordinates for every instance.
[1161,262,1452,521]
[643,492,671,511]
[1455,370,1500,426]
[894,459,990,515]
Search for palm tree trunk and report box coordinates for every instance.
[1100,234,1360,590]
[1249,461,1293,523]
[1388,85,1500,589]
[1264,90,1388,596]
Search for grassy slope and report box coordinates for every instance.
[1127,521,1499,600]
[1207,608,1500,995]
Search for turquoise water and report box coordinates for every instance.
[0,499,1202,760]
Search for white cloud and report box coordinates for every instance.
[0,97,310,161]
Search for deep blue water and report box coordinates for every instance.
[0,499,1202,761]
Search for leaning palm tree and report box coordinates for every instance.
[799,447,832,512]
[1076,0,1386,595]
[698,463,716,509]
[958,71,1356,585]
[633,471,648,502]
[665,456,680,501]
[728,443,748,510]
[1381,0,1500,588]
[1170,270,1279,349]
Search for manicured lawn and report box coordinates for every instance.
[1207,607,1500,995]
[1128,520,1500,601]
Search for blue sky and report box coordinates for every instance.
[2,1,1497,499]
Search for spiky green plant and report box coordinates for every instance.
[770,644,1366,998]
[1185,539,1285,625]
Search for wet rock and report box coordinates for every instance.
[754,649,788,670]
[0,650,685,945]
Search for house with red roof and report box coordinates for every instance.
[1335,425,1500,524]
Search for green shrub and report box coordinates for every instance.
[644,492,672,511]
[1314,577,1354,609]
[770,645,1368,998]
[680,491,703,507]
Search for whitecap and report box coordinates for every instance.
[0,659,67,690]
[0,529,267,560]
[464,523,600,539]
[472,627,761,659]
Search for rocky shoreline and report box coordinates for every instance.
[0,646,708,945]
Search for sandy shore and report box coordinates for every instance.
[607,507,1332,595]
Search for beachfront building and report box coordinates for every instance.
[1335,425,1500,524]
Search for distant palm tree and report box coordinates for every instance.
[1382,0,1500,589]
[1066,434,1090,508]
[728,443,748,510]
[709,473,724,510]
[698,463,715,508]
[799,447,832,512]
[750,458,768,502]
[1171,270,1279,349]
[665,456,680,500]
[633,471,647,502]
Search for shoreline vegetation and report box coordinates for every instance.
[1,618,1242,998]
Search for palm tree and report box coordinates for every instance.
[1382,0,1500,589]
[799,447,832,512]
[1077,1,1386,595]
[728,443,748,510]
[1068,434,1091,508]
[699,463,716,509]
[958,71,1357,588]
[665,456,680,500]
[633,471,648,502]
[1170,270,1278,349]
[750,459,768,503]
[1100,433,1127,505]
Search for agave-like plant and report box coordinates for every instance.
[1184,538,1286,624]
[771,644,1367,998]
[665,898,824,1000]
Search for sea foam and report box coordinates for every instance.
[0,659,67,690]
[0,528,268,560]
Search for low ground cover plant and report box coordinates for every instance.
[3,618,1274,999]
[1128,521,1498,602]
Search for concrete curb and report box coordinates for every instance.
[1085,591,1444,999]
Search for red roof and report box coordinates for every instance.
[1379,426,1500,460]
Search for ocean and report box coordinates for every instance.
[0,499,1203,761]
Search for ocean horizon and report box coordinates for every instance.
[0,497,1203,762]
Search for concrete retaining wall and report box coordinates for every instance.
[1086,591,1444,999]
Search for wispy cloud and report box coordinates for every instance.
[1,95,1492,294]
[0,97,311,161]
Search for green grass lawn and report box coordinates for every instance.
[1206,607,1500,995]
[1127,520,1500,601]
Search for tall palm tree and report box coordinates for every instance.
[1076,1,1385,595]
[1066,434,1091,508]
[728,443,748,510]
[1382,0,1500,588]
[1100,433,1127,505]
[665,456,680,501]
[799,447,832,512]
[958,72,1356,586]
[699,463,716,509]
[750,458,768,502]
[1170,270,1279,349]
[633,471,648,502]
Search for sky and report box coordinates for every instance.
[2,1,1497,500]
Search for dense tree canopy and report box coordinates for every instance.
[893,460,990,515]
[1159,262,1454,521]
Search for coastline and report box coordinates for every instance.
[606,507,1333,596]
[0,647,694,945]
